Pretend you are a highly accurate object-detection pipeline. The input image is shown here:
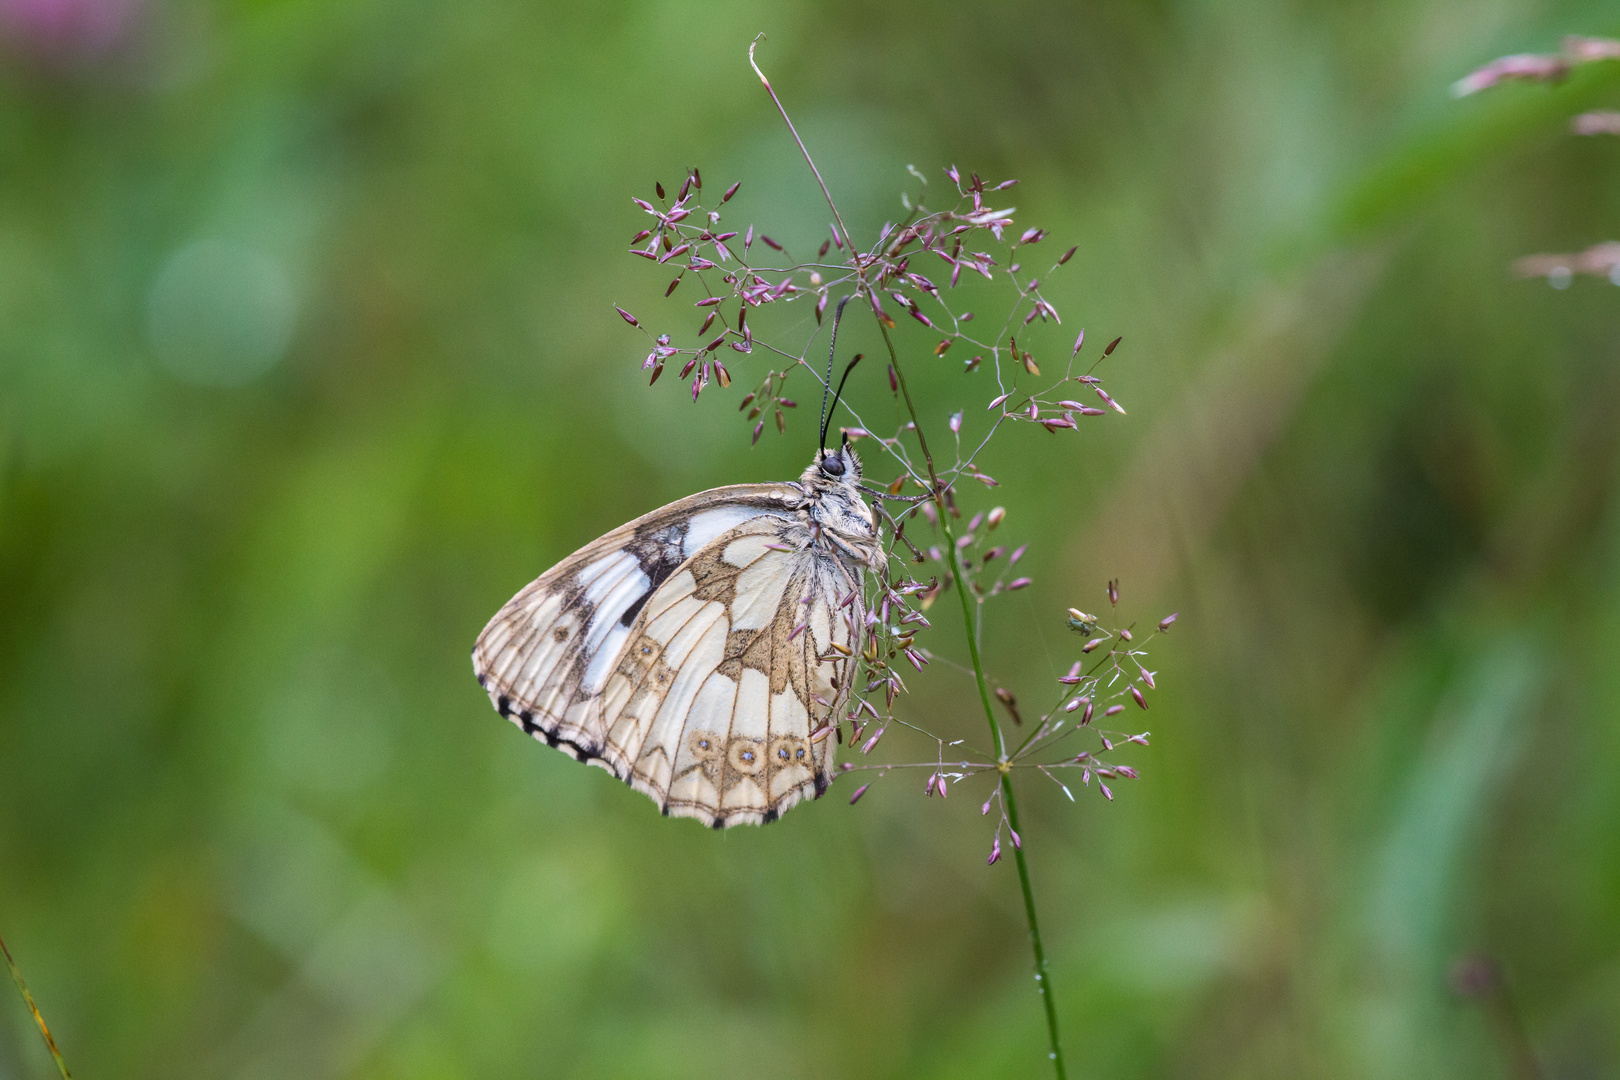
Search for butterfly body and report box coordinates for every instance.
[474,446,881,827]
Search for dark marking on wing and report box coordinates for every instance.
[496,704,616,771]
[619,520,690,626]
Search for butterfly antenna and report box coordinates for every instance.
[821,354,863,449]
[820,295,854,454]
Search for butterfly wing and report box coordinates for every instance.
[473,483,864,826]
[473,484,796,751]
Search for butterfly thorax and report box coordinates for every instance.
[795,445,883,571]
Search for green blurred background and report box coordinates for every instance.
[4,0,1620,1076]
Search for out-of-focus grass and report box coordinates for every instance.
[3,2,1620,1078]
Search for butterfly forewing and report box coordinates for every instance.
[473,480,866,827]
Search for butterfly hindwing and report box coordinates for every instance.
[602,524,861,826]
[473,481,865,826]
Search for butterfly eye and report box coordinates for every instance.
[820,452,846,477]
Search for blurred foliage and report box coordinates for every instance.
[3,0,1620,1077]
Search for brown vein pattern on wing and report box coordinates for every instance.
[710,554,813,825]
[696,553,861,820]
[595,517,791,809]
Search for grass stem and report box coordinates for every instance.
[1,933,72,1080]
[880,317,1067,1080]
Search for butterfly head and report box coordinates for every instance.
[804,443,862,490]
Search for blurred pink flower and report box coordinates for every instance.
[0,0,142,63]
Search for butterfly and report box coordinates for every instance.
[472,442,885,828]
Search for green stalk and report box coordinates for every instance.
[1006,783,1064,1073]
[1,933,72,1080]
[879,319,1067,1080]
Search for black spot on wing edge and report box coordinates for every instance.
[490,696,611,769]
